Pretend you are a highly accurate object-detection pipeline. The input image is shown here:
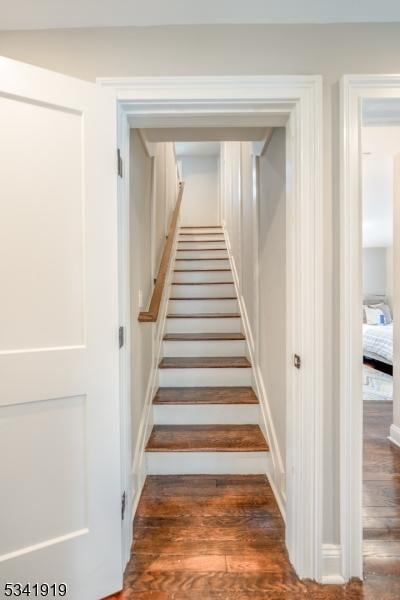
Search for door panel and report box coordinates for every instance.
[0,95,84,352]
[0,57,121,600]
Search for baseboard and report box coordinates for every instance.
[224,227,286,520]
[389,423,400,448]
[321,544,345,584]
[266,473,286,522]
[130,370,156,517]
[130,223,180,523]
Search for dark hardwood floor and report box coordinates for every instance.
[363,400,400,580]
[107,401,400,599]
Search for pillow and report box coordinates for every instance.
[368,302,392,324]
[364,306,388,325]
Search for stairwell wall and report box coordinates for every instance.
[179,155,220,226]
[129,132,179,463]
[221,132,287,508]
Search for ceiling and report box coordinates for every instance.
[142,127,270,143]
[362,126,400,247]
[2,0,400,30]
[175,142,220,157]
[140,127,272,157]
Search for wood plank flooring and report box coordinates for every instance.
[107,476,363,599]
[363,400,400,579]
[106,401,400,599]
[146,425,268,452]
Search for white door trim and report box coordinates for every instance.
[98,75,324,581]
[340,74,400,580]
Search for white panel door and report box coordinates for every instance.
[0,57,122,600]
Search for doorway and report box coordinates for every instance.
[340,76,400,580]
[99,75,325,581]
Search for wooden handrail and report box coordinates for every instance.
[138,182,184,322]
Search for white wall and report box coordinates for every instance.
[130,130,153,456]
[153,143,179,275]
[221,130,286,498]
[362,247,387,297]
[179,155,220,226]
[4,21,400,546]
[387,245,394,309]
[239,143,257,333]
[258,130,286,465]
[129,133,178,459]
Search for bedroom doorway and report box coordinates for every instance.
[340,76,400,581]
[361,116,398,568]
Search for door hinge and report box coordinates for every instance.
[117,148,123,178]
[119,326,125,349]
[294,354,301,369]
[121,491,126,521]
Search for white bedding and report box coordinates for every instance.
[363,323,393,364]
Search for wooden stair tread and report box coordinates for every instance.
[163,332,245,340]
[180,226,222,229]
[153,386,258,405]
[174,268,231,272]
[177,248,227,252]
[146,425,268,452]
[169,297,237,301]
[159,357,251,369]
[167,313,240,318]
[175,258,228,261]
[178,240,225,244]
[179,232,225,236]
[172,282,234,286]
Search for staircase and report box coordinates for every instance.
[145,225,270,474]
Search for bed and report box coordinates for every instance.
[363,295,393,374]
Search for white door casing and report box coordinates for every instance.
[340,75,400,581]
[99,75,324,581]
[0,57,122,599]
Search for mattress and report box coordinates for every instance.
[363,323,393,365]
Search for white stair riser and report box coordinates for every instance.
[179,228,222,234]
[177,251,228,260]
[178,242,226,250]
[169,299,238,314]
[159,367,252,387]
[166,317,242,333]
[146,451,271,475]
[153,404,259,425]
[178,236,225,242]
[171,284,235,298]
[163,339,246,357]
[175,259,230,269]
[174,270,232,283]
